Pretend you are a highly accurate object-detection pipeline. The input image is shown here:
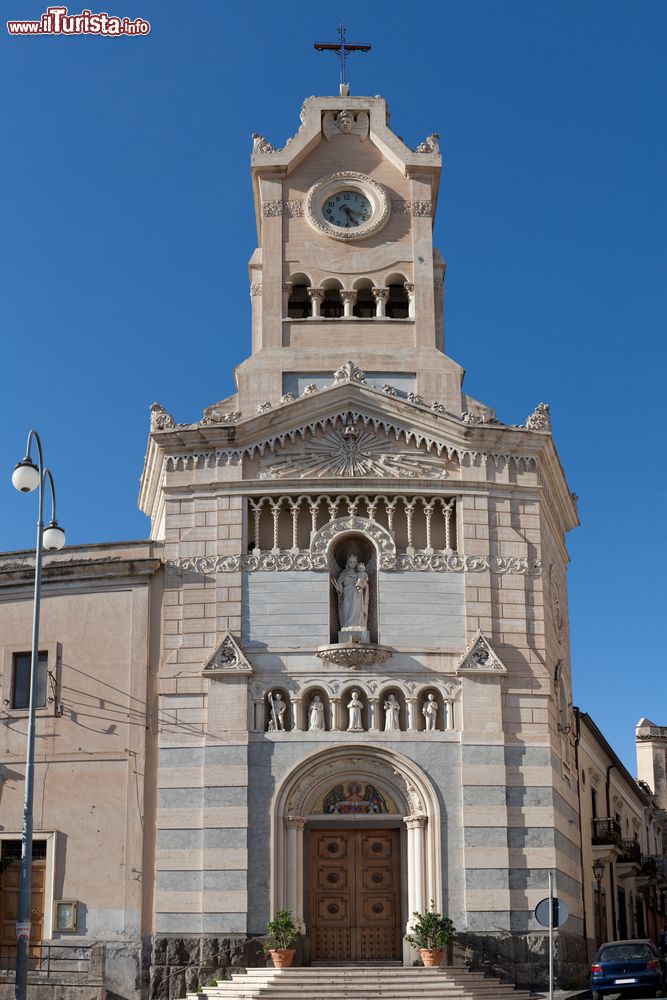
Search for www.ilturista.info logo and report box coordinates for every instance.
[7,6,150,35]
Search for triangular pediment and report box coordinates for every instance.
[247,407,458,481]
[456,631,508,674]
[203,632,252,675]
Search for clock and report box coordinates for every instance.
[304,171,390,241]
[323,190,372,229]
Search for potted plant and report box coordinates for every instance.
[405,901,456,967]
[262,909,299,968]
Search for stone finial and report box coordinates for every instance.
[150,402,175,431]
[333,361,366,384]
[526,402,551,432]
[415,132,440,154]
[199,408,242,426]
[252,132,279,154]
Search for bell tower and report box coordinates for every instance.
[233,95,463,416]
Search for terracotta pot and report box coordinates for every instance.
[419,948,443,967]
[270,948,296,968]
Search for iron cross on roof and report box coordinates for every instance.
[314,22,371,96]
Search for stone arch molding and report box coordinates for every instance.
[310,515,396,569]
[271,744,442,941]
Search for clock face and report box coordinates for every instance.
[322,190,373,229]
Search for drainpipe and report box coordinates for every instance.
[573,709,589,950]
[606,763,617,939]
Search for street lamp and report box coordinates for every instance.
[11,430,65,1000]
[593,860,605,946]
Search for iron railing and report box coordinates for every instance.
[592,817,622,846]
[617,839,642,864]
[0,942,103,979]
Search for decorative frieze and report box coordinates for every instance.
[284,200,304,217]
[167,552,540,577]
[262,200,284,217]
[390,199,433,217]
[249,282,262,296]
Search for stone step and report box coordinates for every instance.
[187,966,536,1000]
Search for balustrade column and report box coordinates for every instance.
[369,697,381,732]
[405,282,415,318]
[308,288,324,318]
[406,697,418,732]
[285,816,306,932]
[444,700,454,731]
[373,288,388,317]
[330,697,341,731]
[340,290,357,318]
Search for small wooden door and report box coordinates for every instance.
[0,855,46,967]
[310,828,401,962]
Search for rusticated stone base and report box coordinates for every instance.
[149,935,264,1000]
[454,930,589,991]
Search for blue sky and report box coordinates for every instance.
[1,1,665,772]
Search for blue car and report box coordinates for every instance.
[591,938,666,999]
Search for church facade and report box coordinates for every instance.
[1,90,666,1000]
[142,92,586,986]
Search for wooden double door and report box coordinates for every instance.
[310,828,401,962]
[0,854,46,966]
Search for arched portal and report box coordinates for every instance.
[271,745,442,964]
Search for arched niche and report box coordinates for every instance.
[378,685,408,732]
[302,685,330,732]
[271,744,443,956]
[287,272,311,319]
[329,533,378,644]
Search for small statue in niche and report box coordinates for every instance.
[422,692,438,731]
[267,691,286,731]
[332,553,369,631]
[308,694,326,731]
[347,690,364,732]
[383,694,401,732]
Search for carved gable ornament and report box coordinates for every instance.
[203,632,252,676]
[254,419,454,481]
[323,109,369,142]
[456,631,508,675]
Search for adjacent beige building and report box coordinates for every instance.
[1,88,665,1000]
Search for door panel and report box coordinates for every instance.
[310,828,401,962]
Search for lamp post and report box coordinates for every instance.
[11,430,65,1000]
[593,859,605,947]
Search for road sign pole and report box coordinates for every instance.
[548,870,554,1000]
